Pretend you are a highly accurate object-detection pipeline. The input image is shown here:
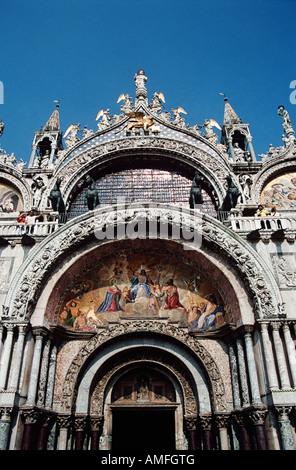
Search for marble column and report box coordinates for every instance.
[244,329,262,405]
[233,413,252,450]
[21,409,39,450]
[7,324,27,391]
[0,325,14,390]
[37,338,51,407]
[271,323,291,389]
[45,345,57,409]
[249,410,268,450]
[57,415,72,450]
[74,416,88,450]
[184,416,197,450]
[199,415,213,450]
[215,414,230,450]
[236,338,250,407]
[259,322,278,390]
[229,343,241,408]
[282,323,296,388]
[26,329,46,406]
[0,408,12,450]
[90,416,104,450]
[275,406,295,450]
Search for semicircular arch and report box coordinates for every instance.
[43,137,232,212]
[3,204,282,322]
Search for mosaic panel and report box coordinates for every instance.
[56,252,231,332]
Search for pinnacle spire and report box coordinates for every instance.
[223,97,242,125]
[43,102,60,131]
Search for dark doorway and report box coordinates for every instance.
[112,408,175,450]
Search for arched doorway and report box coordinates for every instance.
[110,366,176,450]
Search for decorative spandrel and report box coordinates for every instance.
[56,252,231,332]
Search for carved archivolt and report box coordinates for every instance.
[89,349,198,418]
[3,204,282,321]
[60,322,227,415]
[43,136,230,210]
[0,170,31,210]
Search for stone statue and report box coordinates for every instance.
[32,176,45,208]
[233,143,245,162]
[48,177,65,213]
[189,173,203,209]
[85,176,100,210]
[278,105,294,136]
[221,175,241,211]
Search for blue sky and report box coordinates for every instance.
[0,0,295,163]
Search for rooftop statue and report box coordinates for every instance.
[278,105,294,136]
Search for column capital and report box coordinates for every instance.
[199,413,212,430]
[32,326,50,339]
[274,406,292,422]
[214,413,231,429]
[21,408,40,425]
[184,415,197,431]
[89,415,104,432]
[74,414,88,432]
[57,414,72,429]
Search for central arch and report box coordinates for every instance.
[63,330,221,450]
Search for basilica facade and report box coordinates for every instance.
[0,70,296,450]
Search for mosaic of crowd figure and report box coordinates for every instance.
[57,254,230,332]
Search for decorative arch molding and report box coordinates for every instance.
[252,157,296,204]
[42,136,232,211]
[89,348,198,417]
[59,325,227,415]
[0,169,31,211]
[3,203,283,321]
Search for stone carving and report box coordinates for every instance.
[203,119,219,145]
[31,176,45,208]
[96,109,111,131]
[278,105,294,137]
[60,321,227,414]
[63,123,81,149]
[239,174,253,200]
[149,92,165,114]
[171,107,187,128]
[233,143,245,162]
[275,256,296,288]
[89,348,198,417]
[117,93,134,114]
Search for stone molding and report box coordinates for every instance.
[59,321,227,415]
[42,136,231,211]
